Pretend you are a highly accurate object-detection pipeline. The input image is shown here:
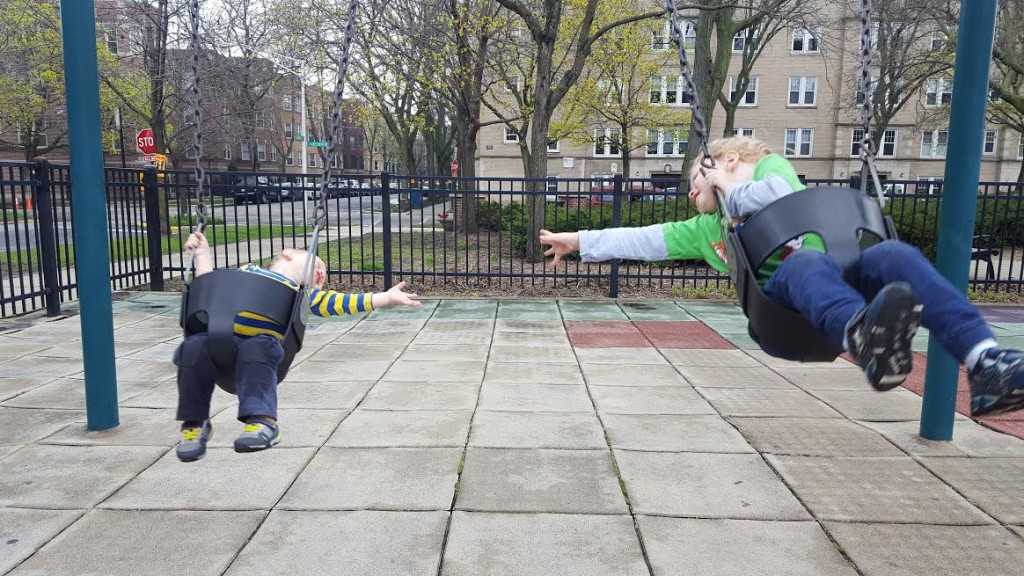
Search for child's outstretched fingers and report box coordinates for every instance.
[388,281,421,307]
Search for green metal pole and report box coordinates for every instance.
[59,0,119,430]
[920,0,998,440]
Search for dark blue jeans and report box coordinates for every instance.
[174,333,284,423]
[761,240,994,363]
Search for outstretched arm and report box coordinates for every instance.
[184,231,213,277]
[372,281,421,309]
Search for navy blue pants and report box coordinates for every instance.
[174,333,284,423]
[762,240,994,362]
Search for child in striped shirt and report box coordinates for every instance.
[174,231,420,462]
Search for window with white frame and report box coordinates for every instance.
[330,154,340,169]
[650,75,689,105]
[284,122,293,139]
[503,76,521,93]
[241,145,251,161]
[984,130,997,155]
[733,28,760,52]
[732,128,755,138]
[283,95,292,111]
[920,130,948,158]
[594,128,621,156]
[881,128,897,157]
[784,128,813,157]
[1019,135,1024,159]
[308,153,317,168]
[652,20,694,50]
[106,31,118,54]
[271,147,279,162]
[931,28,946,51]
[791,27,819,53]
[547,139,560,153]
[257,142,267,161]
[851,129,866,156]
[224,145,232,160]
[255,112,266,129]
[597,77,622,104]
[286,151,294,166]
[788,76,817,106]
[546,177,558,193]
[646,128,687,156]
[925,78,952,107]
[184,144,196,159]
[503,126,519,143]
[729,76,758,106]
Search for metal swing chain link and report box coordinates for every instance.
[303,0,360,288]
[188,0,208,228]
[857,0,885,208]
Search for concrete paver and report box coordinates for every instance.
[1,295,1024,574]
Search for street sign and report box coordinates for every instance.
[136,129,156,154]
[450,159,460,176]
[153,153,167,170]
[307,140,328,148]
[142,154,155,162]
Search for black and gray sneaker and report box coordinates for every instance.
[233,419,281,453]
[968,347,1024,416]
[845,282,922,391]
[176,420,212,462]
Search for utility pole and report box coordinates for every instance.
[115,107,126,168]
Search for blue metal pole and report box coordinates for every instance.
[60,0,119,430]
[920,0,998,440]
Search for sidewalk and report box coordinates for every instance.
[1,295,1023,575]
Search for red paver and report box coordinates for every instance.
[566,321,650,348]
[633,321,735,349]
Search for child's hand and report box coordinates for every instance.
[702,168,735,196]
[380,281,421,308]
[184,231,209,256]
[540,229,579,268]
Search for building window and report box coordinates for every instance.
[224,145,232,160]
[1019,135,1024,159]
[241,145,251,161]
[649,75,689,106]
[257,142,267,161]
[732,128,755,138]
[881,128,897,157]
[284,123,293,139]
[283,95,292,111]
[503,76,521,93]
[983,130,997,155]
[792,27,819,53]
[925,78,952,107]
[330,154,340,169]
[594,128,621,157]
[271,147,279,162]
[920,130,948,158]
[733,28,759,52]
[547,139,560,153]
[652,20,694,51]
[784,128,813,157]
[308,153,318,168]
[729,76,758,106]
[286,152,294,167]
[931,28,946,51]
[851,129,865,157]
[106,32,118,54]
[185,145,197,159]
[503,126,519,143]
[788,76,817,106]
[646,128,687,157]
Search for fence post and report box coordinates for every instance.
[381,172,393,290]
[609,174,623,298]
[32,161,62,317]
[143,167,164,291]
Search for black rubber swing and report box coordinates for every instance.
[179,270,310,393]
[725,186,898,362]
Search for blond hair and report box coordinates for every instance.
[270,248,325,286]
[690,136,772,172]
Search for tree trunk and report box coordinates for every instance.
[456,124,479,233]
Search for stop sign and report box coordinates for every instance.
[450,158,459,176]
[136,129,156,155]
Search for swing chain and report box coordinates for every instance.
[856,0,886,208]
[188,0,208,230]
[665,0,714,171]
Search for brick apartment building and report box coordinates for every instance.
[475,5,1023,186]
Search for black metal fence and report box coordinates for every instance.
[2,160,1023,318]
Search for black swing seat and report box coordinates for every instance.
[727,186,897,362]
[179,269,309,393]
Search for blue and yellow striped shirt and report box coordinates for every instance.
[233,263,373,339]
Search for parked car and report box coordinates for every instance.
[233,176,272,204]
[325,178,360,198]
